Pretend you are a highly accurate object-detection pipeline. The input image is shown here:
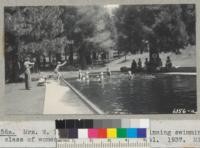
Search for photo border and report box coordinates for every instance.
[0,0,199,120]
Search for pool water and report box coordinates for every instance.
[66,73,196,114]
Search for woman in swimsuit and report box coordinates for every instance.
[54,61,67,83]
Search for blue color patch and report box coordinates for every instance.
[126,128,137,138]
[137,128,146,138]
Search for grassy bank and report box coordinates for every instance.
[100,45,196,71]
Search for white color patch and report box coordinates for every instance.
[78,129,88,139]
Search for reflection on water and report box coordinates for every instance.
[67,73,196,114]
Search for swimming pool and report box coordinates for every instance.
[66,73,196,114]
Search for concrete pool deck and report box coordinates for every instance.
[4,80,96,114]
[43,80,95,114]
[4,81,45,115]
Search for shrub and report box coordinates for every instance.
[120,66,130,72]
[62,65,79,71]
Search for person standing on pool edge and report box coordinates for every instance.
[165,56,172,71]
[54,60,67,83]
[144,58,149,71]
[24,57,35,90]
[137,58,142,72]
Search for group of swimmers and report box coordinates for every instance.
[38,56,173,86]
[78,67,112,82]
[78,70,90,81]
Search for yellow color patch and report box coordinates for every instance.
[107,128,117,138]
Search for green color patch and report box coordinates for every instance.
[117,128,127,138]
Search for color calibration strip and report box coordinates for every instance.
[57,128,146,139]
[56,119,149,139]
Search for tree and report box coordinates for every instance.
[5,6,65,82]
[114,5,148,60]
[74,6,115,69]
[181,4,196,45]
[61,6,78,65]
[114,4,196,55]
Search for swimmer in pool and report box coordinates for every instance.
[82,75,86,81]
[78,69,83,80]
[85,71,90,82]
[128,71,133,80]
[106,67,111,77]
[97,72,104,82]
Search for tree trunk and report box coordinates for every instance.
[64,47,67,61]
[36,54,40,72]
[86,51,92,65]
[79,46,87,69]
[68,45,74,65]
[5,32,20,82]
[49,51,52,68]
[12,36,20,82]
[11,54,20,82]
